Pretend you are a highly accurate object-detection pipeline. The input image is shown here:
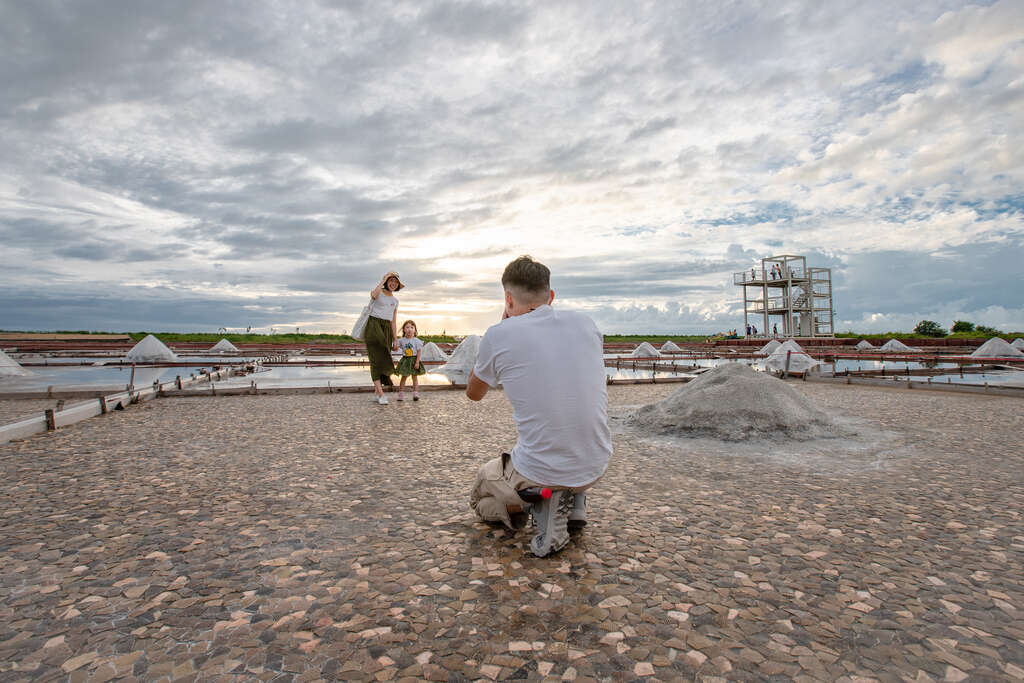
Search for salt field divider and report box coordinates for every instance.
[805,374,1024,398]
[0,366,247,444]
[161,374,697,399]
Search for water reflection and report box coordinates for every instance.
[0,365,219,391]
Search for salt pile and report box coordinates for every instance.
[628,363,832,441]
[437,335,481,382]
[660,340,682,353]
[125,334,178,362]
[0,349,31,377]
[854,340,874,350]
[209,338,239,353]
[879,339,918,353]
[758,340,782,355]
[765,346,820,373]
[630,342,662,358]
[419,342,448,362]
[971,337,1024,358]
[1012,338,1024,351]
[779,339,804,354]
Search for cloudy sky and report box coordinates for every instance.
[2,0,1022,336]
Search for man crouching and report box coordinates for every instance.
[466,255,612,556]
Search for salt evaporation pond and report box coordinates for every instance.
[825,360,960,373]
[884,368,1024,388]
[0,364,220,392]
[218,365,454,389]
[180,363,700,389]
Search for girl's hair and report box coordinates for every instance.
[401,320,417,336]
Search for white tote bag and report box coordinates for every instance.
[351,300,372,341]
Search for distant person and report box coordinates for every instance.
[746,324,751,337]
[752,325,758,336]
[366,271,402,405]
[750,267,755,280]
[466,256,612,556]
[773,323,778,336]
[395,319,425,401]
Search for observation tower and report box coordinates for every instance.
[733,254,834,338]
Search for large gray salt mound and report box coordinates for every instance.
[437,335,480,382]
[970,337,1024,358]
[125,334,178,362]
[628,362,833,441]
[419,342,448,362]
[0,349,31,377]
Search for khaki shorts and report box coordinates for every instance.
[470,453,594,529]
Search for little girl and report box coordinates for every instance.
[395,319,426,401]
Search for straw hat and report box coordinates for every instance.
[381,271,405,291]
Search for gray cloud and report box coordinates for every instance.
[1,0,1021,334]
[0,285,323,333]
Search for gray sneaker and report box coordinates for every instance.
[529,490,574,557]
[568,491,587,533]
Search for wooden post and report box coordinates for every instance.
[45,409,56,431]
[176,375,182,390]
[99,397,107,414]
[783,351,792,379]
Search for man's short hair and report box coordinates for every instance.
[502,256,550,299]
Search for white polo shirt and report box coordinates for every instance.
[472,305,612,487]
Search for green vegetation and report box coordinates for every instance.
[0,330,462,344]
[913,320,948,337]
[946,322,1005,338]
[128,332,359,343]
[601,334,712,343]
[121,332,462,344]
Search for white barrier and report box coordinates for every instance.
[0,370,235,444]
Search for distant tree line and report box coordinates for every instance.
[912,320,1006,338]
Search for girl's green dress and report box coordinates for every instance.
[395,344,426,376]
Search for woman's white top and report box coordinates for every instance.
[368,293,398,320]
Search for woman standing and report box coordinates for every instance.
[366,271,402,404]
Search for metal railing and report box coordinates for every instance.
[734,268,805,284]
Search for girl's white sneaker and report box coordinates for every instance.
[377,395,389,405]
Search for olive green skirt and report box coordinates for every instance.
[365,316,395,383]
[395,354,426,376]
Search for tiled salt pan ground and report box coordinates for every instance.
[0,383,1022,682]
[0,399,63,426]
